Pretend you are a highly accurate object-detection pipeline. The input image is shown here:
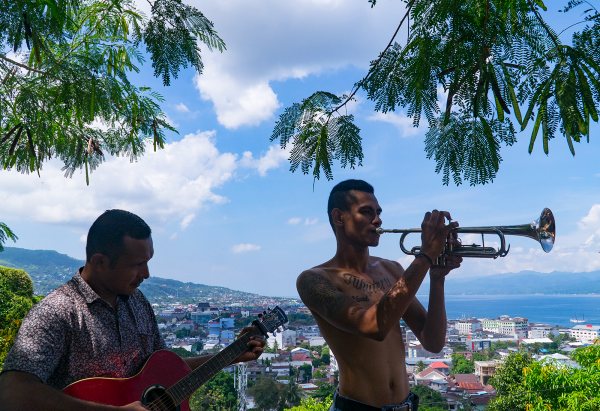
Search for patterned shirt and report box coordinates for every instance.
[2,271,166,389]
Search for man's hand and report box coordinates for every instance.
[419,210,458,262]
[233,326,266,363]
[430,232,462,280]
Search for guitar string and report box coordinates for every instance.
[146,311,284,410]
[146,335,250,410]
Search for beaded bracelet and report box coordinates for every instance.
[415,252,434,266]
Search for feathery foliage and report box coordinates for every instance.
[0,0,224,182]
[0,0,225,249]
[0,223,17,252]
[271,91,363,181]
[271,0,600,185]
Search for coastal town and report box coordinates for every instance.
[154,298,600,410]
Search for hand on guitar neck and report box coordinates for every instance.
[62,307,287,411]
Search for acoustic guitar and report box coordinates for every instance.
[63,306,288,411]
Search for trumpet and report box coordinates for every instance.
[376,208,555,265]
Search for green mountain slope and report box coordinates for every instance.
[1,247,599,297]
[0,247,287,305]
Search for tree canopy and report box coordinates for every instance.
[188,370,238,411]
[271,0,600,185]
[488,345,600,411]
[0,0,225,248]
[0,0,223,182]
[0,266,38,369]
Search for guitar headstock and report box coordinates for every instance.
[252,306,288,337]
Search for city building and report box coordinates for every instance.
[528,323,557,339]
[569,324,600,343]
[474,360,501,385]
[481,316,528,338]
[455,318,483,335]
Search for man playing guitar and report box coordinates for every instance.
[0,209,265,410]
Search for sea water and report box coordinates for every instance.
[416,294,600,327]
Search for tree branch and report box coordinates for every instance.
[528,0,561,49]
[327,0,417,117]
[0,54,45,74]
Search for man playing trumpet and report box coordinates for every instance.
[296,179,462,411]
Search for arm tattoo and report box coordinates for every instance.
[298,272,347,316]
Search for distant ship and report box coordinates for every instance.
[570,315,586,323]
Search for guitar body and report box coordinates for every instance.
[63,307,288,411]
[64,350,192,411]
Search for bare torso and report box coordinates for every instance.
[305,257,413,406]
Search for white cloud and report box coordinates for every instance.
[580,204,600,226]
[240,145,290,176]
[232,243,261,253]
[195,74,280,129]
[190,0,408,128]
[304,218,318,225]
[0,131,238,229]
[288,217,319,226]
[368,112,426,137]
[175,103,190,113]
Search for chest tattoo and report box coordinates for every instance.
[342,273,392,294]
[351,295,369,302]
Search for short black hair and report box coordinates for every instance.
[86,209,151,264]
[327,179,374,231]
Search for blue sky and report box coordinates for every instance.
[1,1,599,297]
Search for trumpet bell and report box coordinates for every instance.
[537,207,555,253]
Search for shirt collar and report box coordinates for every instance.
[72,269,131,305]
[72,269,103,304]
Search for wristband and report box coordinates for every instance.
[415,252,434,266]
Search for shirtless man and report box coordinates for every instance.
[296,179,461,410]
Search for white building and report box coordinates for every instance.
[308,336,326,347]
[570,324,600,343]
[267,329,298,349]
[481,316,528,338]
[276,329,298,348]
[528,324,556,339]
[455,319,482,335]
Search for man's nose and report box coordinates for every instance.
[373,214,382,226]
[141,264,150,279]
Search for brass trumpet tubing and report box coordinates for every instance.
[376,208,555,262]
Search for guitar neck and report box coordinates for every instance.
[165,331,255,405]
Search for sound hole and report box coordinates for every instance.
[141,384,179,411]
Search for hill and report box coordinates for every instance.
[1,247,599,297]
[0,247,292,305]
[443,270,600,295]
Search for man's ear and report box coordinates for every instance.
[89,253,110,271]
[331,209,344,226]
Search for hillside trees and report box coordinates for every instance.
[271,0,600,185]
[0,0,225,248]
[451,353,475,374]
[189,370,238,411]
[0,266,38,368]
[488,345,600,410]
[411,384,448,411]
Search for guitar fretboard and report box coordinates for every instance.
[155,331,254,407]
